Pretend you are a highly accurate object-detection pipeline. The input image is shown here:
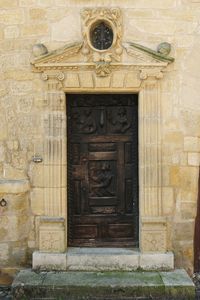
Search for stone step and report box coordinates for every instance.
[12,269,195,300]
[33,248,174,271]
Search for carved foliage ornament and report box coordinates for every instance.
[81,8,123,77]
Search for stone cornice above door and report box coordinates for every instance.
[31,40,174,80]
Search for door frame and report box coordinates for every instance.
[32,64,171,256]
[67,93,139,247]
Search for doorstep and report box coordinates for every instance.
[11,269,195,300]
[33,248,174,271]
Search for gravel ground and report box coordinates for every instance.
[0,286,12,300]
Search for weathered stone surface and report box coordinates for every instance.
[32,249,174,271]
[12,269,195,300]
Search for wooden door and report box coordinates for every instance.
[67,94,138,247]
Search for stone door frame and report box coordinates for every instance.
[30,8,175,269]
[32,69,168,254]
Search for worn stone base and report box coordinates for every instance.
[12,269,195,300]
[32,248,174,271]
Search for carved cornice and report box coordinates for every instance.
[31,42,82,66]
[125,42,174,63]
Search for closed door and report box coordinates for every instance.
[67,94,138,247]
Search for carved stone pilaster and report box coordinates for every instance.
[139,80,167,252]
[42,72,67,218]
[140,80,162,217]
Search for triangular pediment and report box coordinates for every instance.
[123,42,174,64]
[31,40,174,74]
[31,42,83,66]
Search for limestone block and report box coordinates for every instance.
[126,9,154,18]
[39,217,65,252]
[3,165,27,180]
[33,251,67,270]
[66,248,139,271]
[173,240,194,274]
[124,72,141,88]
[37,0,53,7]
[22,23,49,36]
[30,164,66,188]
[0,244,9,265]
[162,187,174,216]
[162,166,170,186]
[19,0,36,5]
[140,252,174,270]
[11,246,27,265]
[64,73,80,88]
[46,8,70,22]
[7,193,29,215]
[130,0,175,8]
[79,73,94,88]
[184,136,200,152]
[0,10,24,25]
[95,76,111,88]
[182,110,200,136]
[180,202,197,219]
[29,8,46,20]
[169,166,180,187]
[30,188,44,215]
[0,111,7,140]
[164,132,183,149]
[51,14,81,42]
[188,152,200,166]
[10,81,33,94]
[0,179,30,193]
[111,72,125,88]
[177,190,197,204]
[129,19,176,35]
[179,166,198,192]
[0,144,6,162]
[4,26,20,39]
[141,219,167,253]
[174,221,195,241]
[0,0,18,7]
[54,0,68,5]
[0,215,29,242]
[4,70,34,81]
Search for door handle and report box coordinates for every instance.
[82,186,87,192]
[82,158,87,162]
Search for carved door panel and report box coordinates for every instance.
[68,94,138,247]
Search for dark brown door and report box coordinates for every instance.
[67,94,138,247]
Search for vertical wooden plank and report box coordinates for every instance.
[117,142,125,214]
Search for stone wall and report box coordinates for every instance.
[0,0,200,274]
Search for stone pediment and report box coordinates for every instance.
[31,40,174,78]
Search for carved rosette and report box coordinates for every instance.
[81,8,123,77]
